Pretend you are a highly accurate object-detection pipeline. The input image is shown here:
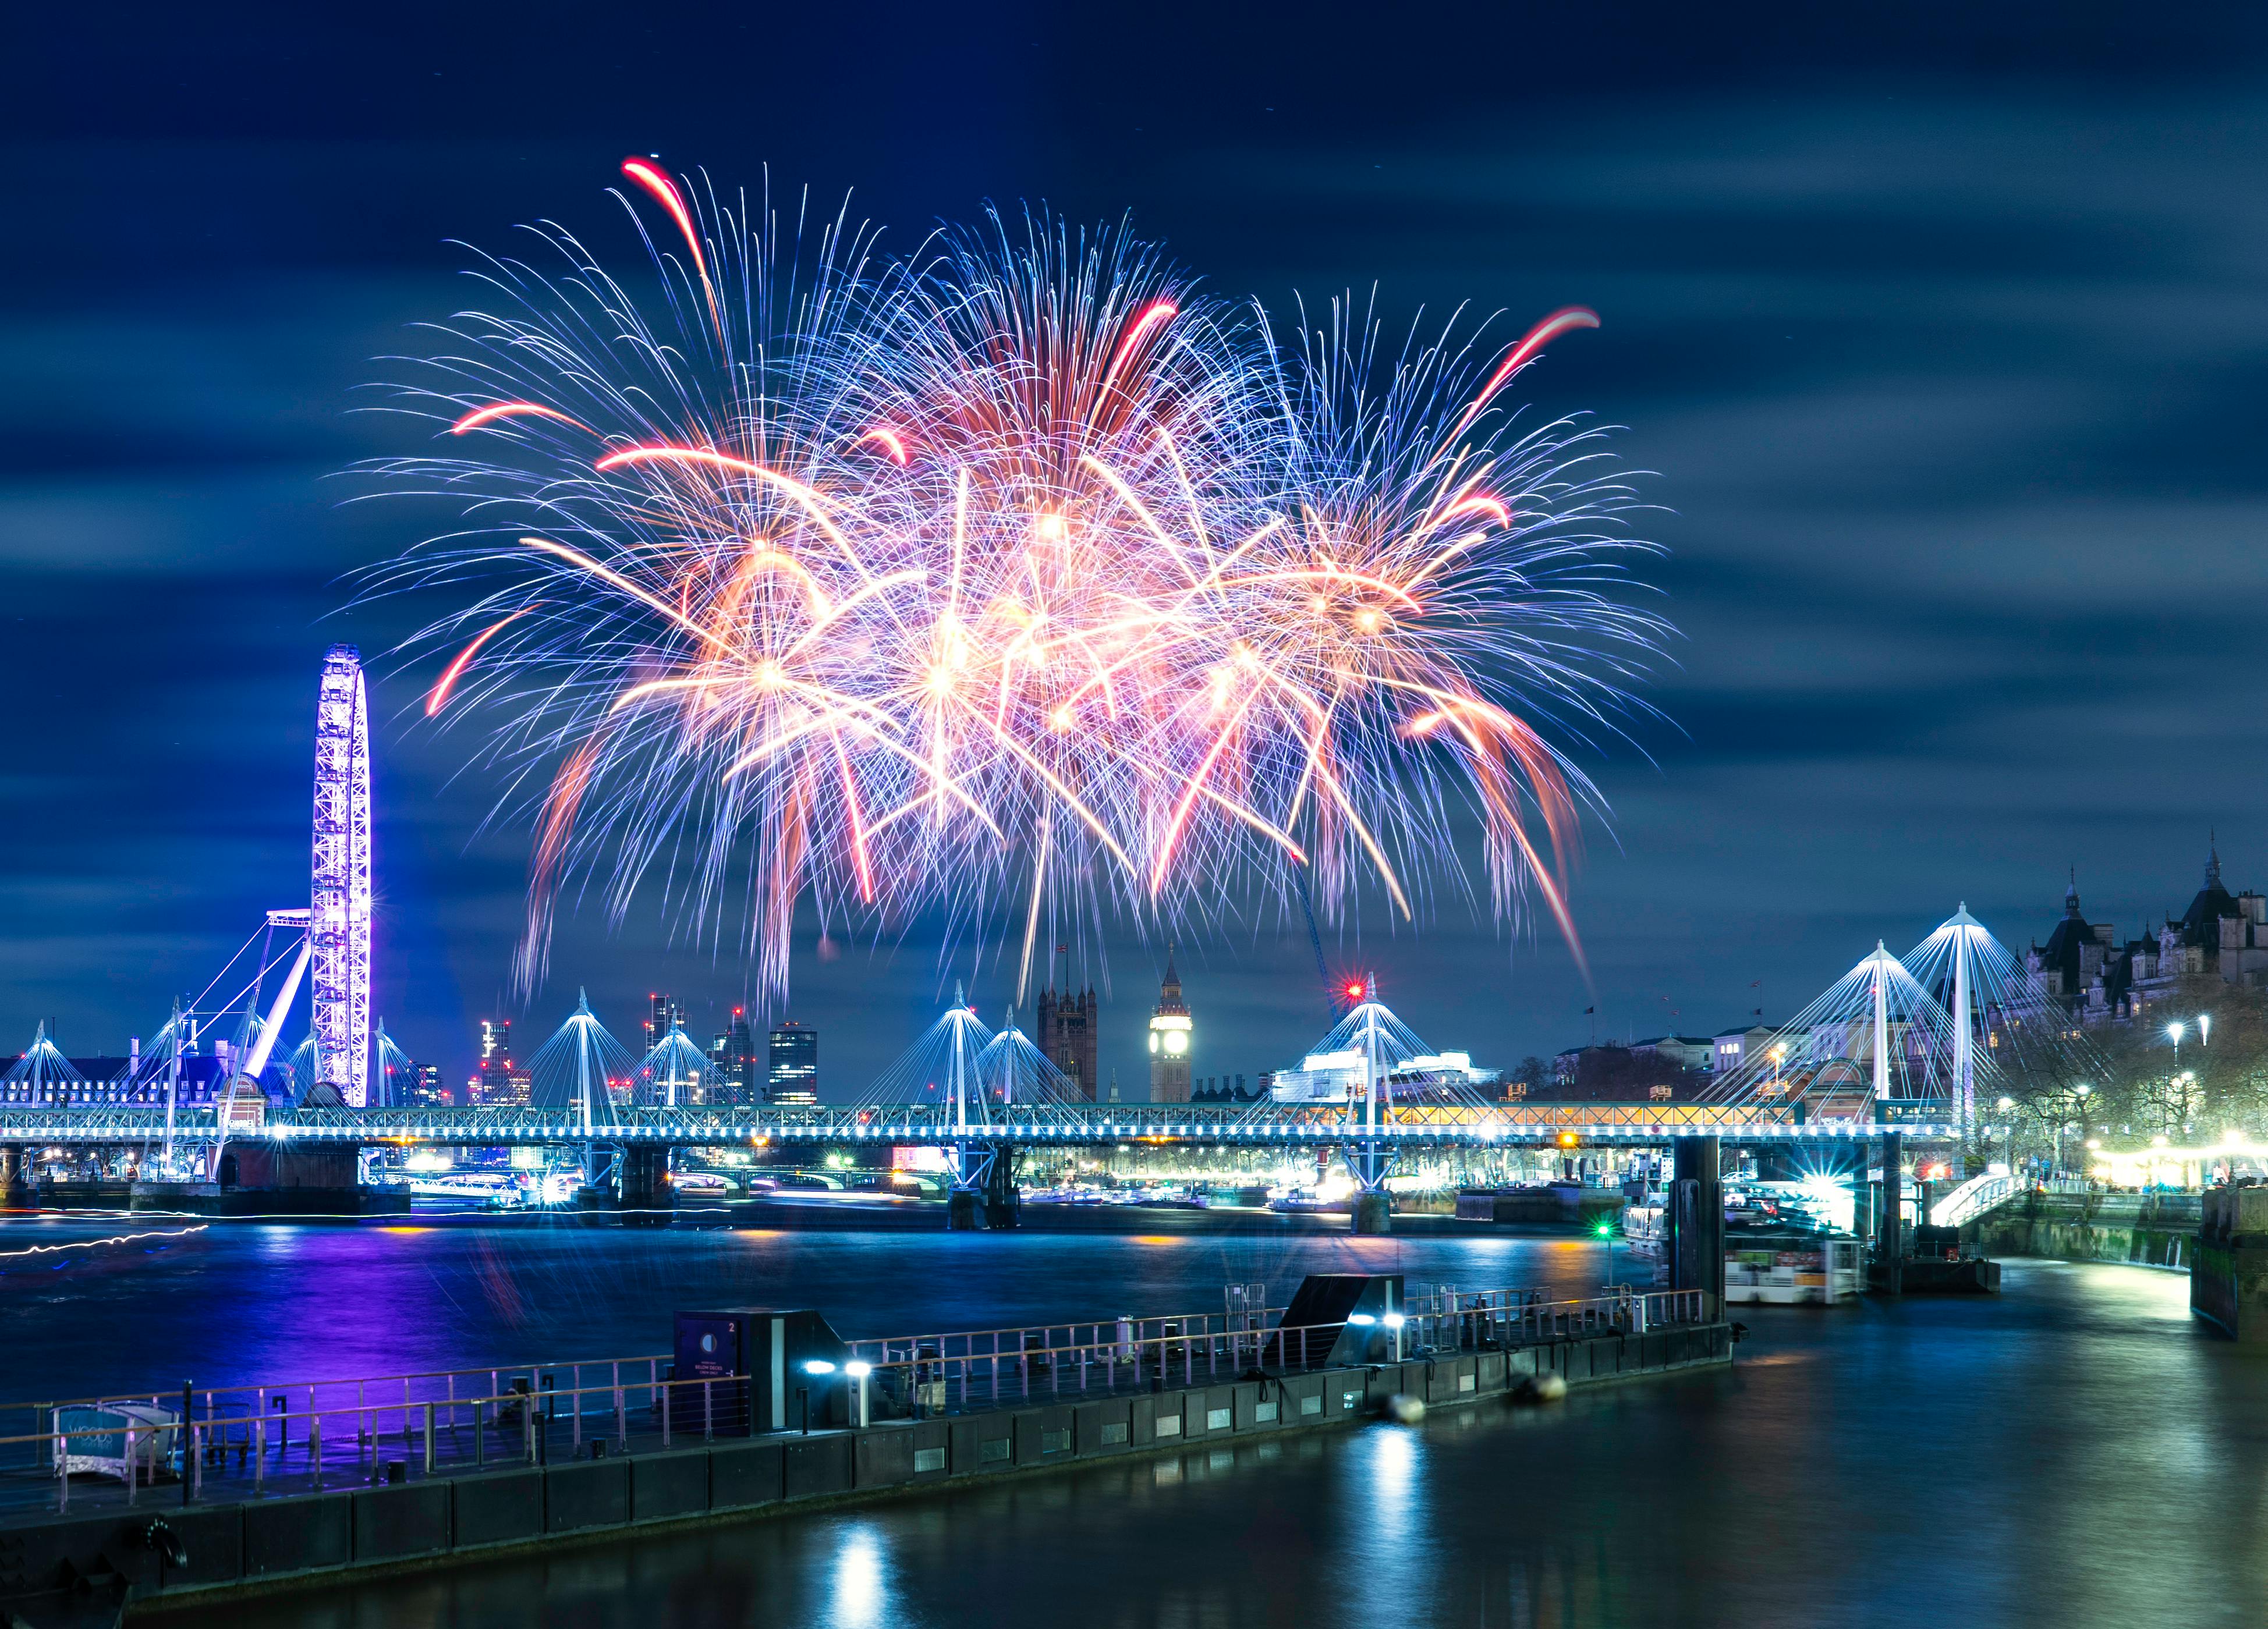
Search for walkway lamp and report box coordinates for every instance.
[2168,1022,2185,1064]
[2199,1014,2212,1049]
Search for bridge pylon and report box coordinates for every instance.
[1343,990,1396,1234]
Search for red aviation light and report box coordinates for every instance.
[1345,981,1367,1002]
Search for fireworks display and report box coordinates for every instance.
[371,162,1667,1002]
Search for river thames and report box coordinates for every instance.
[6,1218,2260,1627]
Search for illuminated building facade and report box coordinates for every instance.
[1147,947,1192,1103]
[472,1017,531,1106]
[767,1020,817,1105]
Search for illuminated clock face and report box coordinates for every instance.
[1164,1032,1187,1055]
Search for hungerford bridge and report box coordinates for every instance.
[2,917,2033,1233]
[2,907,2050,1169]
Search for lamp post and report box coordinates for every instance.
[2168,1021,2185,1067]
[1997,1097,2015,1174]
[2072,1084,2092,1179]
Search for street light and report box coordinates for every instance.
[2199,1013,2212,1049]
[2168,1021,2185,1064]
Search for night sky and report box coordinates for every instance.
[5,3,2266,1094]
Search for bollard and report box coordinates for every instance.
[423,1403,435,1476]
[661,1386,671,1450]
[127,1426,137,1506]
[703,1379,713,1442]
[54,1415,67,1513]
[476,1402,486,1469]
[523,1397,536,1465]
[256,1418,265,1491]
[309,1412,323,1487]
[181,1383,194,1507]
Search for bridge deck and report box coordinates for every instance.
[0,1103,1963,1148]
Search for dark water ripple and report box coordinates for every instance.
[6,1222,2256,1628]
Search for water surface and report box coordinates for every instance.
[10,1222,2251,1628]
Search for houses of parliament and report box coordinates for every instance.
[1033,947,1202,1103]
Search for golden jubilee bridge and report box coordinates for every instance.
[0,1096,1945,1152]
[3,918,2049,1238]
[0,963,1999,1159]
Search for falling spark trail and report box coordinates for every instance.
[365,172,1667,1001]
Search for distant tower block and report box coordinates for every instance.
[311,644,373,1107]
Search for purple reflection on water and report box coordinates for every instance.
[0,1215,1629,1400]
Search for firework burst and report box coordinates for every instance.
[366,162,1668,1002]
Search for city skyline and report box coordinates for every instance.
[13,832,2245,1103]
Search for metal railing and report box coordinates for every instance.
[0,1097,1867,1149]
[0,1282,1716,1519]
[1931,1172,2018,1227]
[10,1368,796,1519]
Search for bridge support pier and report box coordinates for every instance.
[945,1142,1020,1230]
[983,1144,1021,1229]
[1344,1141,1395,1234]
[1876,1132,1905,1296]
[1667,1136,1724,1304]
[619,1145,671,1222]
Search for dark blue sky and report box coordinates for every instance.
[4,2,2266,1093]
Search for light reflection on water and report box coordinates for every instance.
[0,1216,1632,1400]
[118,1256,2268,1629]
[12,1223,2266,1627]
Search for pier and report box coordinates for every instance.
[0,1275,1731,1624]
